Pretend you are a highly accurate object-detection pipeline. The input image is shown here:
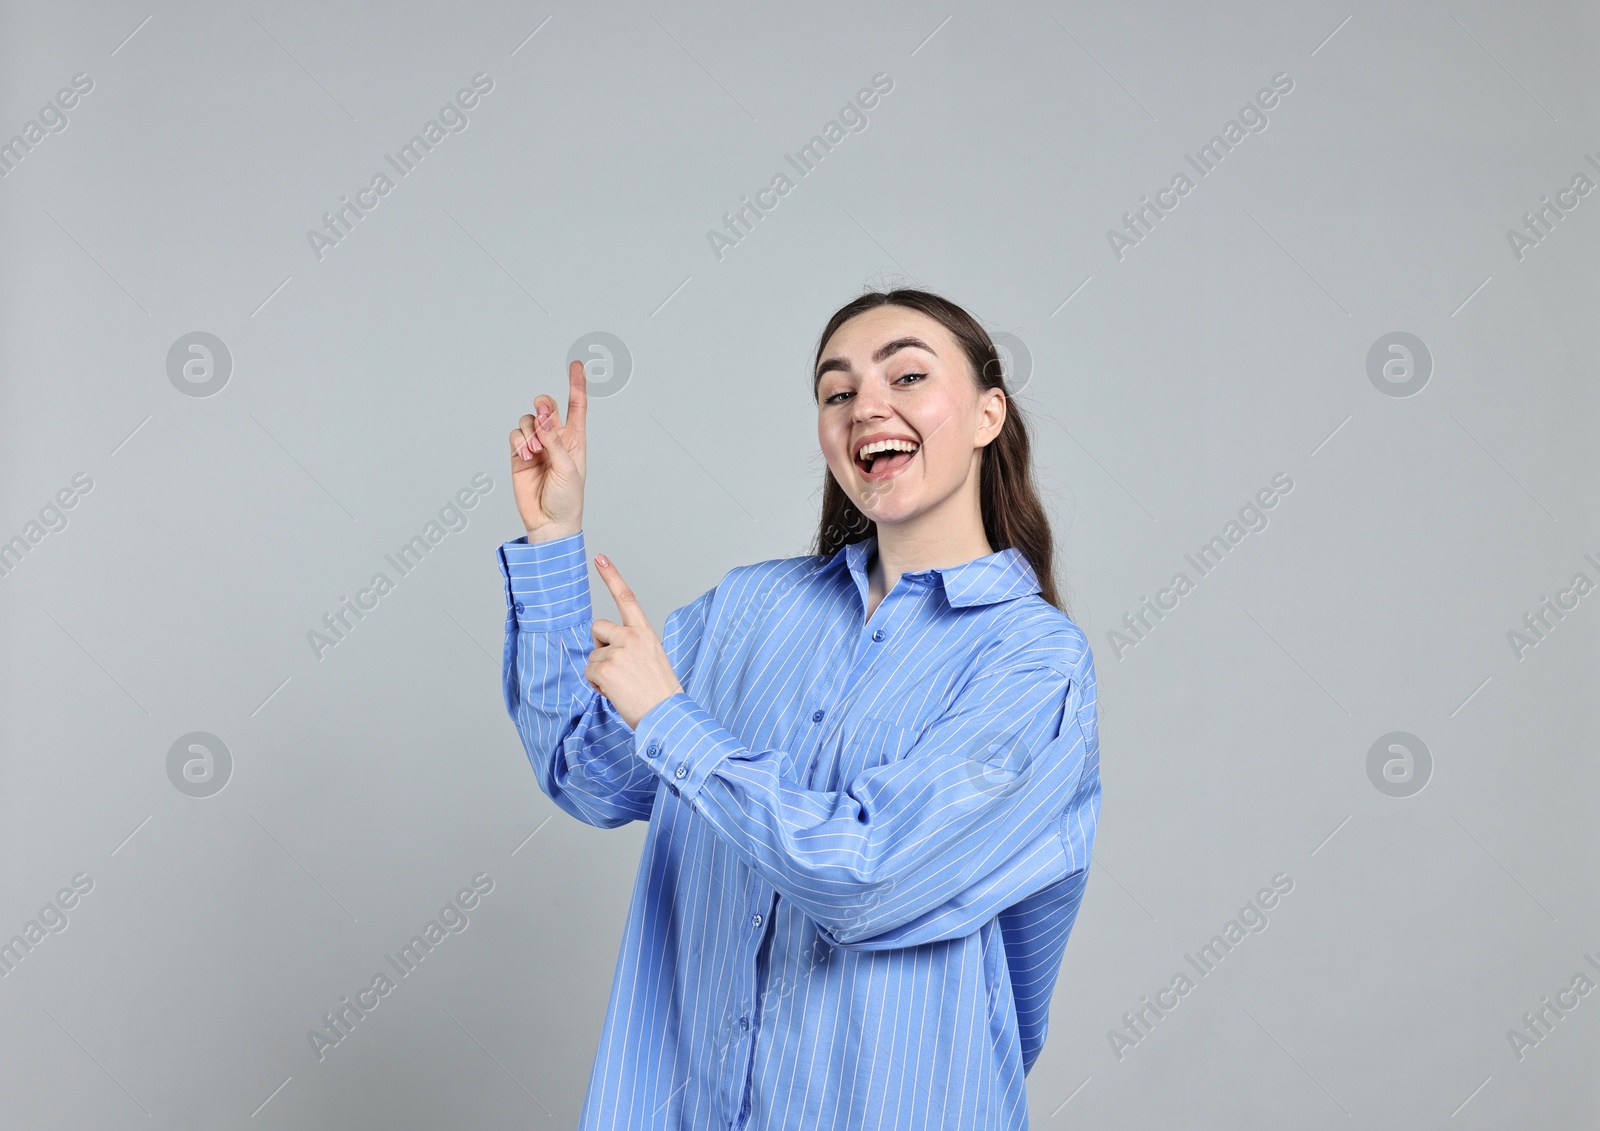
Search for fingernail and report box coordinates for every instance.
[595,554,608,567]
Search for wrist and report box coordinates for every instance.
[525,522,582,544]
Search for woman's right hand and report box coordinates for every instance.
[510,359,587,541]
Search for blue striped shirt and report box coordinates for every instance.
[497,529,1101,1129]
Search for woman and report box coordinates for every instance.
[497,288,1101,1129]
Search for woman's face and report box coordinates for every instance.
[815,306,1005,530]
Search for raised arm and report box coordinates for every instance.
[499,529,715,827]
[500,358,718,827]
[631,638,1099,946]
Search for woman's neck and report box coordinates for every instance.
[866,524,995,618]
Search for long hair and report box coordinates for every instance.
[807,288,1070,617]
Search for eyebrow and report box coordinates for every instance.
[815,336,938,383]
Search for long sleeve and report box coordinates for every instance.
[498,530,715,828]
[632,641,1097,947]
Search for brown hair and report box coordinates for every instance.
[807,288,1070,617]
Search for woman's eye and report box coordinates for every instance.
[824,373,924,404]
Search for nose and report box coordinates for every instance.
[851,377,892,420]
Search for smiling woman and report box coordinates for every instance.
[494,287,1101,1130]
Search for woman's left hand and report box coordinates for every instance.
[587,553,685,730]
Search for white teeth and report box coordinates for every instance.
[857,438,919,461]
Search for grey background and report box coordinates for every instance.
[1,0,1595,1127]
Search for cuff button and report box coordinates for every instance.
[674,764,688,779]
[513,601,524,614]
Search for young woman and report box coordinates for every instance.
[497,289,1101,1130]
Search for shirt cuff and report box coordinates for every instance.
[496,531,591,630]
[633,692,741,803]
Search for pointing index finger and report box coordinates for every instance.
[594,553,648,628]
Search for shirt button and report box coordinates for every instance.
[513,601,524,614]
[872,629,885,642]
[751,913,762,928]
[646,740,660,756]
[740,1016,749,1031]
[667,782,679,798]
[674,763,688,779]
[812,710,824,723]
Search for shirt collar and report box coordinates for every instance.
[821,531,1041,609]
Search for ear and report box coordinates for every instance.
[977,386,1007,446]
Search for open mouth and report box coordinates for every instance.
[855,440,920,479]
